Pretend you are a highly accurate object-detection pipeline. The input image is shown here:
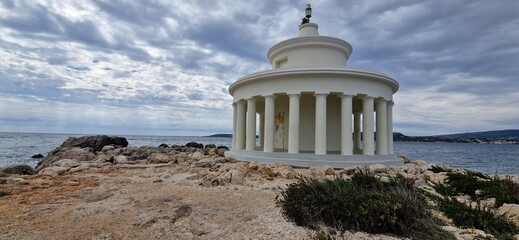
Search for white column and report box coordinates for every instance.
[376,98,388,155]
[263,95,276,152]
[362,96,375,155]
[387,101,394,154]
[258,113,265,148]
[340,94,353,155]
[232,102,237,149]
[354,112,361,151]
[236,100,246,150]
[315,93,327,154]
[288,93,300,153]
[246,98,257,151]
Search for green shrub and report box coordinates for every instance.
[429,165,451,173]
[277,173,455,239]
[438,197,519,239]
[434,170,519,207]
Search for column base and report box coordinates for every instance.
[225,150,402,168]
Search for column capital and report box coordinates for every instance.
[388,100,395,105]
[375,97,388,103]
[287,92,301,97]
[339,93,354,99]
[247,97,258,102]
[262,94,277,99]
[314,92,329,97]
[361,95,375,100]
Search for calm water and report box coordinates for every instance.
[1,132,518,175]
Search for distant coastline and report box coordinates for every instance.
[206,129,519,144]
[205,134,232,138]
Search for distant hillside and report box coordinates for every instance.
[205,134,232,138]
[394,130,519,144]
[435,129,519,139]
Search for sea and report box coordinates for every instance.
[1,132,518,175]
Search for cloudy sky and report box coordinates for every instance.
[0,0,518,136]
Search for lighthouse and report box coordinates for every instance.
[225,5,401,167]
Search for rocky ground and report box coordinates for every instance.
[1,136,518,240]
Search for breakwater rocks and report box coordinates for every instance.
[1,136,518,239]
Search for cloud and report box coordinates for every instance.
[0,0,518,136]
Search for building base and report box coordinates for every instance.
[225,149,403,168]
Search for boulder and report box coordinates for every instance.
[191,159,215,168]
[31,154,44,158]
[223,169,245,185]
[1,164,36,175]
[341,166,362,175]
[36,147,96,171]
[368,164,387,173]
[52,159,80,169]
[273,166,296,179]
[191,151,205,161]
[59,135,128,151]
[205,144,216,149]
[147,153,173,164]
[158,143,169,148]
[101,145,115,152]
[309,166,335,176]
[186,142,203,149]
[114,155,129,164]
[499,203,519,226]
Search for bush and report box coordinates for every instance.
[438,197,519,239]
[434,170,519,207]
[429,165,451,173]
[277,173,455,239]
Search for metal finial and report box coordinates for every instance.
[301,4,312,24]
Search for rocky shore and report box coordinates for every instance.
[1,136,518,239]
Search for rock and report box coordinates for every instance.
[186,142,203,149]
[424,172,448,185]
[31,154,44,158]
[415,159,428,168]
[39,166,71,175]
[200,173,221,187]
[191,151,205,161]
[1,164,36,175]
[191,159,215,168]
[259,167,278,178]
[52,159,80,169]
[413,178,428,187]
[114,155,129,164]
[273,166,296,179]
[176,152,188,163]
[368,164,386,173]
[217,146,229,150]
[309,166,335,176]
[205,144,216,149]
[224,169,245,185]
[101,145,115,152]
[36,147,97,171]
[59,135,128,151]
[499,203,519,226]
[341,166,362,175]
[147,153,172,164]
[399,155,411,164]
[158,143,169,148]
[481,198,496,209]
[6,176,27,184]
[217,149,228,157]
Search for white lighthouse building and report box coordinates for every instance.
[225,5,401,168]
